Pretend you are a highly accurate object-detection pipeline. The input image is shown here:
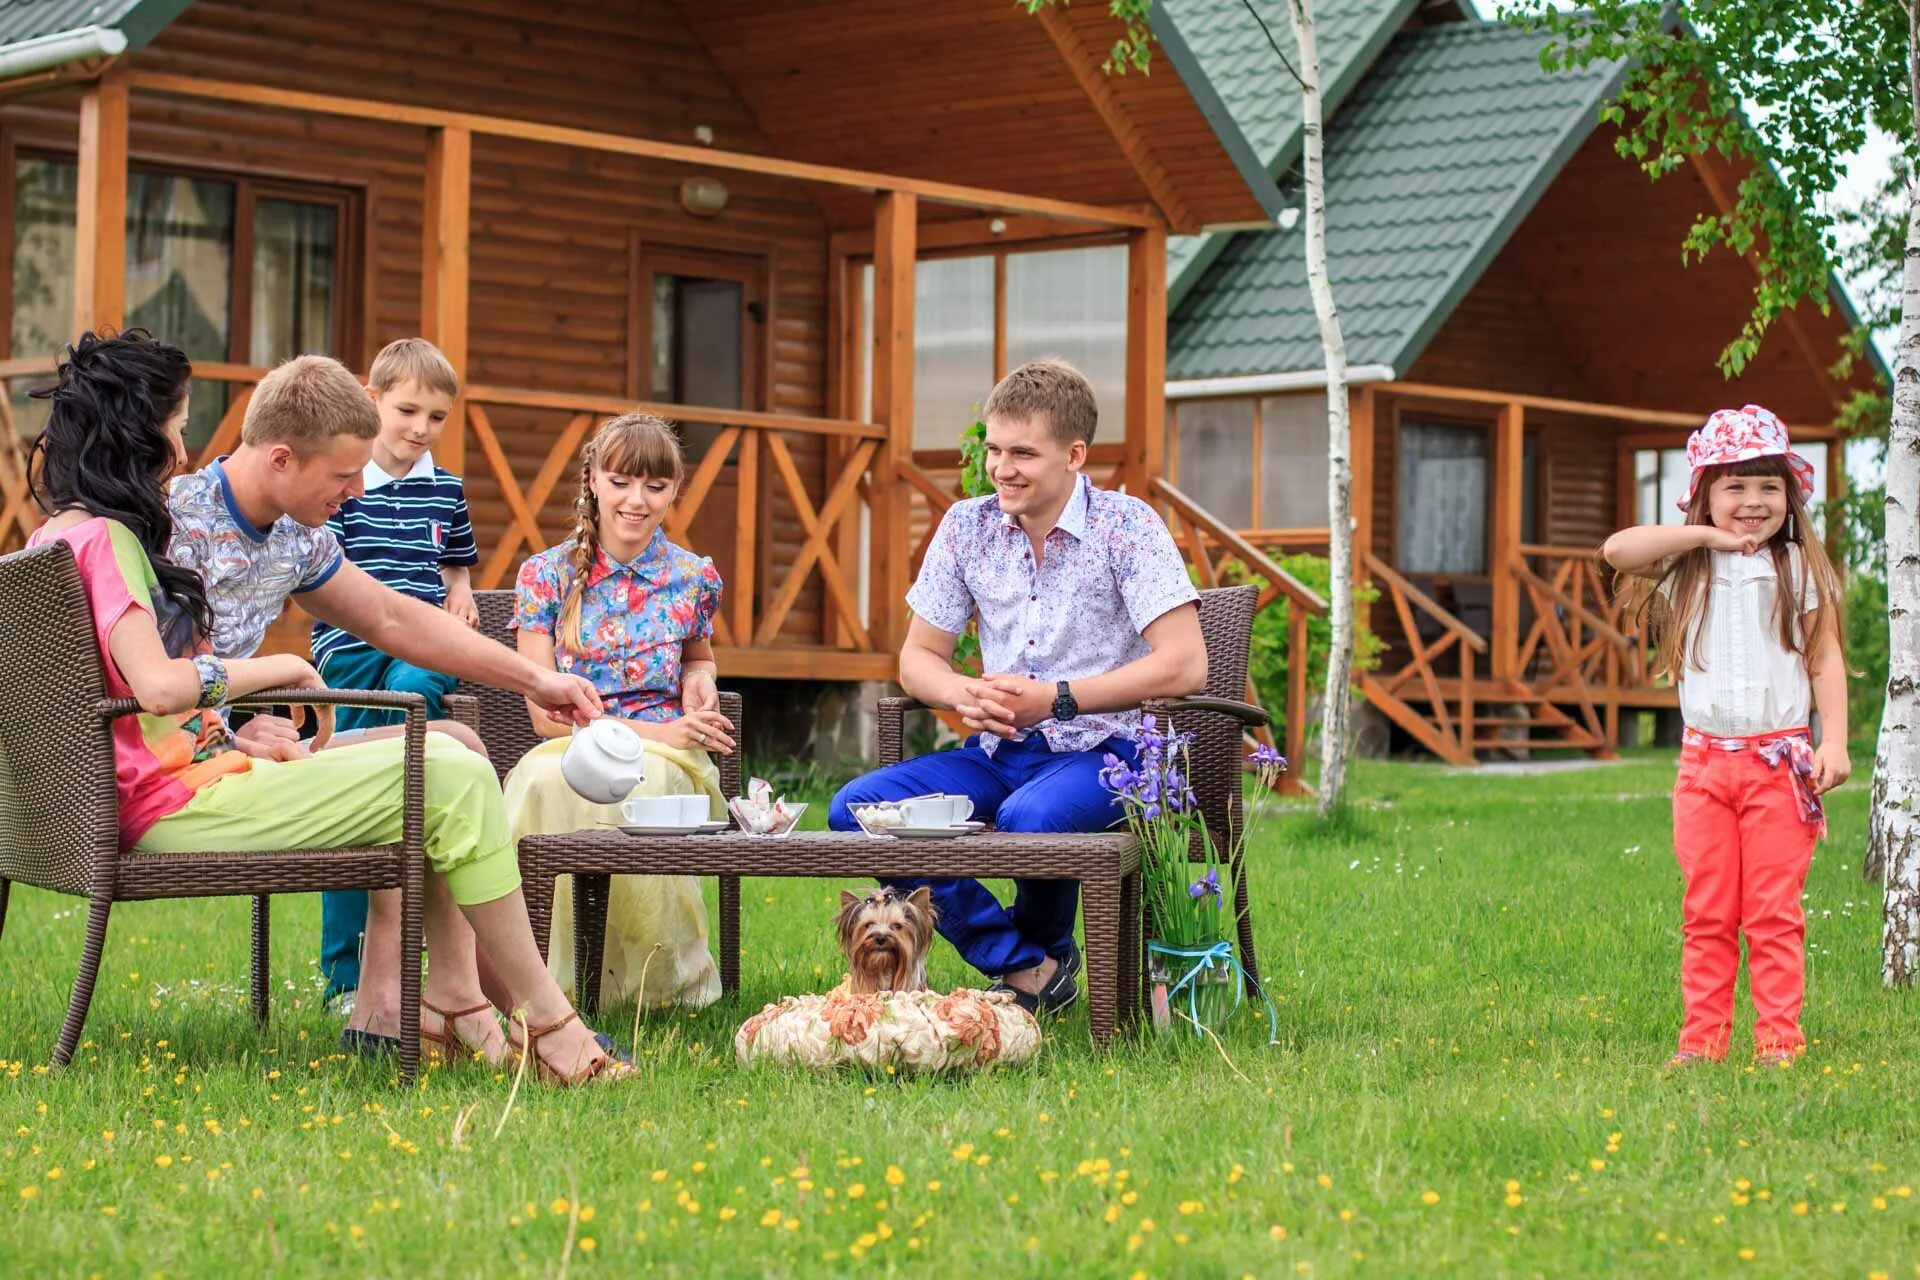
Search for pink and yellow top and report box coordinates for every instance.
[512,528,722,723]
[31,517,249,847]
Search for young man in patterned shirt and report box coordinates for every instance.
[829,359,1206,1013]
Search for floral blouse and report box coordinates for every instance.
[512,529,722,722]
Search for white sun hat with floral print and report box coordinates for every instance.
[1678,404,1815,512]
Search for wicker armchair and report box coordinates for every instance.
[876,583,1268,994]
[0,540,429,1081]
[449,589,746,981]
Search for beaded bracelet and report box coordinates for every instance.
[191,653,230,709]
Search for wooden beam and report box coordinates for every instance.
[463,384,884,439]
[1349,384,1375,577]
[1033,5,1195,231]
[871,191,917,652]
[73,73,129,334]
[422,125,471,472]
[1488,401,1525,680]
[1125,225,1167,501]
[1383,381,1706,428]
[126,72,1159,230]
[834,214,1132,260]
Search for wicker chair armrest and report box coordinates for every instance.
[442,693,478,731]
[228,688,428,713]
[1141,695,1270,728]
[717,691,745,800]
[876,696,926,768]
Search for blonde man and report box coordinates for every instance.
[167,353,602,1052]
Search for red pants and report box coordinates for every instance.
[1671,733,1818,1057]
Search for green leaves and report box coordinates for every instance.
[1018,0,1158,75]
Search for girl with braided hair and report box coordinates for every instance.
[505,413,730,1007]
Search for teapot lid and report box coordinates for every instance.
[580,716,642,759]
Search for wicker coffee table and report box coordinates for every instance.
[516,830,1144,1046]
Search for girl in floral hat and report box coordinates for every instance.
[1603,404,1849,1069]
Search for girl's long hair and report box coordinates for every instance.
[556,413,687,650]
[26,329,213,646]
[1627,455,1846,680]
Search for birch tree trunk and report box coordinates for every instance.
[1880,0,1920,986]
[1287,0,1355,817]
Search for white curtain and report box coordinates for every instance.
[1398,422,1487,573]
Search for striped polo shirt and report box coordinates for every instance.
[310,452,478,666]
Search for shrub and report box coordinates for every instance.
[1213,554,1382,743]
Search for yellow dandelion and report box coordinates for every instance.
[650,1170,667,1183]
[952,1144,973,1160]
[1737,1248,1754,1261]
[1178,1200,1204,1216]
[154,1156,172,1169]
[1040,1171,1058,1184]
[927,1180,942,1193]
[886,1166,905,1186]
[1421,1190,1440,1206]
[1506,1193,1525,1207]
[18,1186,37,1200]
[579,1206,595,1223]
[1317,1173,1333,1189]
[1338,1208,1355,1222]
[101,1206,116,1216]
[1122,1190,1139,1206]
[46,1168,62,1181]
[579,1238,596,1253]
[1104,1204,1122,1224]
[1590,1159,1607,1172]
[1269,1225,1287,1239]
[718,1207,737,1221]
[550,1198,570,1216]
[848,1184,866,1199]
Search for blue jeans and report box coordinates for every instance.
[828,733,1138,977]
[316,646,457,998]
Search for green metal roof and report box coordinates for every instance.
[0,0,188,53]
[1169,20,1621,381]
[1162,0,1426,307]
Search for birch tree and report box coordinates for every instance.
[1283,0,1357,815]
[1509,0,1918,981]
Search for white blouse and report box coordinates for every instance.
[1671,544,1821,737]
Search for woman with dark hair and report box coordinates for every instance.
[26,330,629,1085]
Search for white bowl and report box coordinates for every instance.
[560,719,646,805]
[727,798,807,838]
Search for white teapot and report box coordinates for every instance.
[560,717,646,805]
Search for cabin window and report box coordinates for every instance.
[856,243,1128,454]
[8,155,355,447]
[1258,393,1330,528]
[1397,420,1487,574]
[632,241,764,414]
[1171,397,1254,528]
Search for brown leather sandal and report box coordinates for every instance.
[421,1000,501,1065]
[507,1010,633,1087]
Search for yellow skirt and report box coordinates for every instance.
[503,735,723,1009]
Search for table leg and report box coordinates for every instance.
[1119,871,1142,1034]
[520,854,555,964]
[1082,875,1121,1049]
[718,875,741,995]
[575,873,611,1018]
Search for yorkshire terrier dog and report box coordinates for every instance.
[834,886,938,995]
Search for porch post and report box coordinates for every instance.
[1124,224,1167,500]
[73,74,129,335]
[1489,400,1525,680]
[870,190,917,654]
[422,125,471,471]
[1349,384,1375,574]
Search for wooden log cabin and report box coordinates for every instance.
[1158,0,1887,763]
[0,0,1334,775]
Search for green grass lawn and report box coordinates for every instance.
[4,752,1918,1277]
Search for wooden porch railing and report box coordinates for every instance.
[1356,549,1487,765]
[1152,477,1327,795]
[1514,544,1656,748]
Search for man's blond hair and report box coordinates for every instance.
[982,358,1098,445]
[241,354,379,453]
[367,337,459,397]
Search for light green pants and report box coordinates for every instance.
[135,734,520,906]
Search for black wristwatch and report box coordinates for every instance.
[1051,680,1079,723]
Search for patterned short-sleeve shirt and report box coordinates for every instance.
[907,473,1198,754]
[167,458,343,660]
[512,528,722,723]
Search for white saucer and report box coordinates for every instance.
[604,820,730,837]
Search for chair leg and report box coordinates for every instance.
[250,896,271,1028]
[519,850,555,963]
[54,898,112,1068]
[0,878,10,944]
[718,875,741,996]
[576,874,611,1018]
[1119,871,1142,1033]
[397,860,424,1087]
[1082,877,1121,1050]
[1232,854,1261,997]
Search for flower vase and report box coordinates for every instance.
[1147,938,1240,1037]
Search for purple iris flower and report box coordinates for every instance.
[1188,867,1222,905]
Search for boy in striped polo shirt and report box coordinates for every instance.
[313,337,479,1007]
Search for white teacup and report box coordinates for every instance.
[900,794,973,828]
[560,719,646,805]
[622,794,709,827]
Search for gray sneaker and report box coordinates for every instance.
[326,989,357,1019]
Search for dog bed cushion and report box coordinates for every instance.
[734,989,1041,1071]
